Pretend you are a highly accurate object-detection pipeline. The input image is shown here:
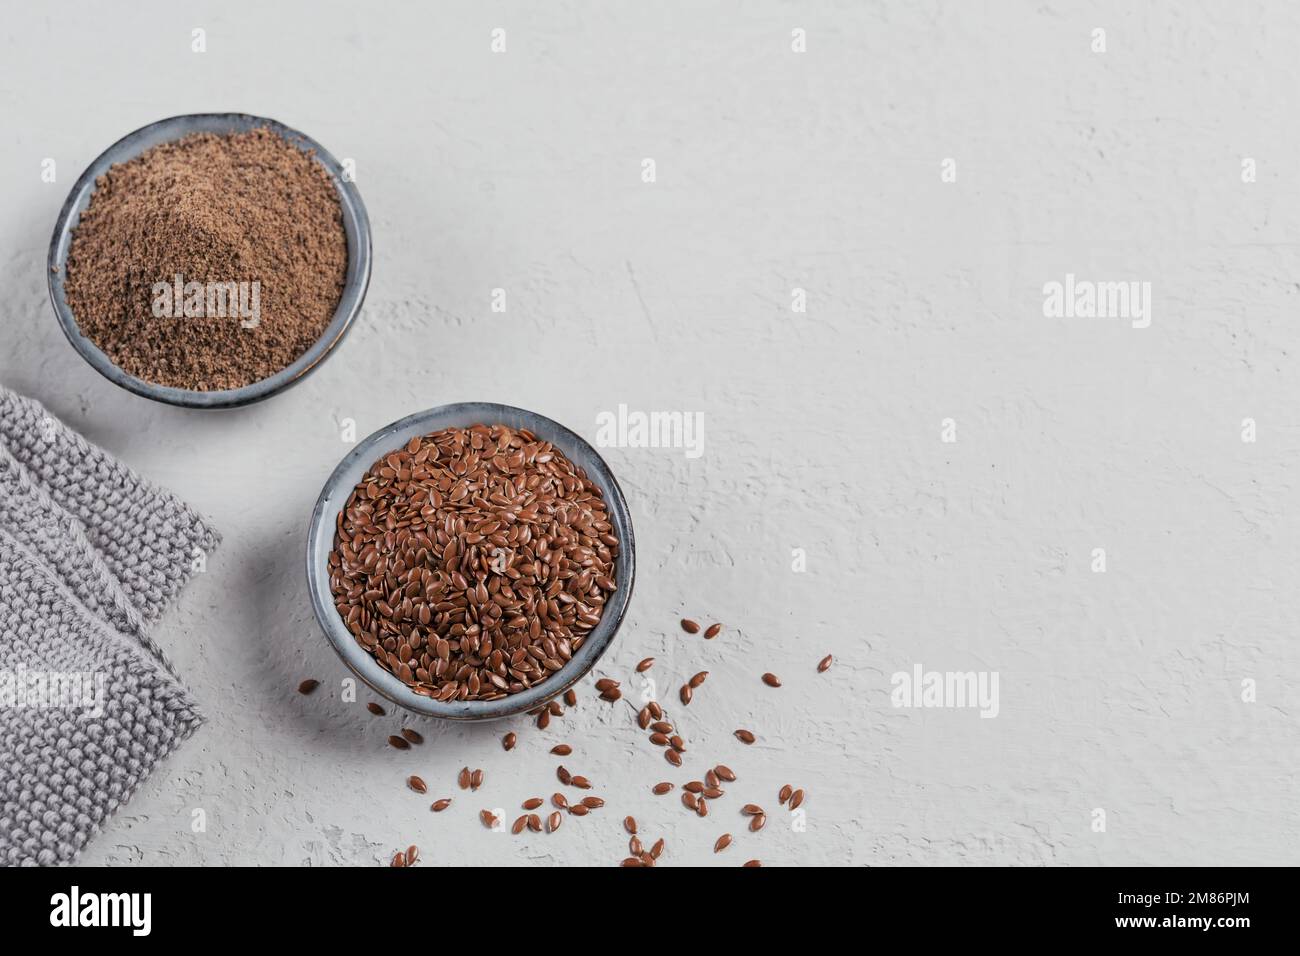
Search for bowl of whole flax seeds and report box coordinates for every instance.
[48,113,371,408]
[307,403,636,719]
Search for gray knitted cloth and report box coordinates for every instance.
[0,386,218,865]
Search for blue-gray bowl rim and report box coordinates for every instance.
[47,112,372,409]
[306,402,636,720]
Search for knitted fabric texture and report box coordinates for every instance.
[0,387,217,865]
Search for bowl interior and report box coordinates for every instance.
[47,112,372,409]
[307,403,636,720]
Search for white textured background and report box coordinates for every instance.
[2,0,1298,866]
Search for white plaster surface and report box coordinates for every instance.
[2,1,1298,866]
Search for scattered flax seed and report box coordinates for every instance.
[470,769,484,790]
[651,721,673,733]
[636,657,655,672]
[624,816,638,834]
[480,810,498,828]
[431,799,452,812]
[680,618,700,634]
[367,701,386,716]
[637,707,651,729]
[600,688,622,702]
[650,838,664,859]
[297,679,320,695]
[679,685,693,705]
[523,797,543,810]
[734,729,756,744]
[528,813,543,832]
[569,804,589,817]
[595,677,620,693]
[621,857,643,867]
[552,793,568,809]
[705,770,719,788]
[502,732,517,751]
[670,735,685,752]
[407,775,427,794]
[648,701,663,720]
[682,792,698,810]
[743,859,762,868]
[550,744,572,755]
[761,673,781,688]
[401,728,423,745]
[406,844,420,866]
[684,781,704,793]
[388,735,410,750]
[665,749,683,767]
[458,767,471,789]
[548,811,562,832]
[549,700,563,716]
[714,834,732,853]
[564,689,578,707]
[704,623,722,639]
[649,732,670,747]
[629,836,643,856]
[689,671,708,688]
[391,851,405,867]
[779,784,792,805]
[652,782,674,795]
[715,765,736,782]
[702,787,724,799]
[697,800,709,818]
[557,765,572,785]
[790,789,805,810]
[818,654,833,673]
[537,710,550,730]
[742,804,764,815]
[750,813,767,832]
[571,775,592,789]
[511,815,528,835]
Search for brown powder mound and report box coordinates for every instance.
[63,128,347,391]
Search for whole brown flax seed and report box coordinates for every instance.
[680,618,700,634]
[704,623,722,639]
[328,424,620,704]
[818,654,833,672]
[761,673,782,687]
[734,729,756,744]
[297,679,320,695]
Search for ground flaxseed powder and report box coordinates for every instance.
[63,128,347,391]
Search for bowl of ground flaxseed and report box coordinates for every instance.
[306,403,637,720]
[47,113,371,408]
